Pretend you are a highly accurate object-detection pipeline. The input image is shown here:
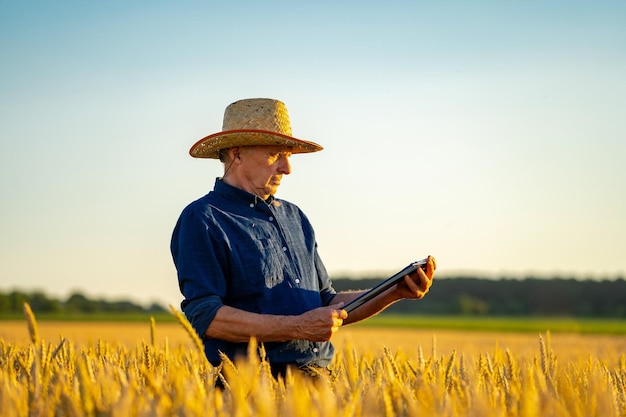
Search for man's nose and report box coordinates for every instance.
[279,156,292,174]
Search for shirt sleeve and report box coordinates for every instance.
[171,205,228,339]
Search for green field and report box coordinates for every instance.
[358,314,626,334]
[0,312,178,323]
[2,312,625,334]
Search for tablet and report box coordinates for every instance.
[343,258,428,313]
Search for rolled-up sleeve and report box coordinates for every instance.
[180,295,223,340]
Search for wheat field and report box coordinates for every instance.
[1,305,625,416]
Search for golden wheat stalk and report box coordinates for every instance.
[383,346,400,380]
[22,302,40,346]
[169,305,205,358]
[444,349,457,391]
[150,316,157,348]
[50,338,66,361]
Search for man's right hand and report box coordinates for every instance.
[295,303,347,342]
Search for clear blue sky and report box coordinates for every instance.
[1,1,625,308]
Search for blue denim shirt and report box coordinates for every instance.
[171,179,337,367]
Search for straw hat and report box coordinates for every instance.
[189,98,323,159]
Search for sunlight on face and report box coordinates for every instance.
[239,145,293,199]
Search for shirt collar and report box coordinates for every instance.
[213,178,275,207]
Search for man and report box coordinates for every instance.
[171,98,436,376]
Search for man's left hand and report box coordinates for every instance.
[395,255,436,300]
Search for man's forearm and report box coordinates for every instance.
[332,287,400,325]
[205,305,301,342]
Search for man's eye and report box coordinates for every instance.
[269,151,291,161]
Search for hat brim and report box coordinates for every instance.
[189,129,323,159]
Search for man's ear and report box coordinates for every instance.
[228,147,241,161]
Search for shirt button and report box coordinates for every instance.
[249,203,254,208]
[282,247,287,252]
[295,279,300,284]
[313,348,319,353]
[269,216,274,221]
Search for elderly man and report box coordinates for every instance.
[171,98,436,377]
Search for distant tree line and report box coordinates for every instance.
[0,290,166,315]
[332,276,626,317]
[2,276,625,317]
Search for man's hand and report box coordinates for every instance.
[395,255,436,300]
[295,303,348,342]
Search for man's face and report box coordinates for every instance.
[237,145,293,198]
